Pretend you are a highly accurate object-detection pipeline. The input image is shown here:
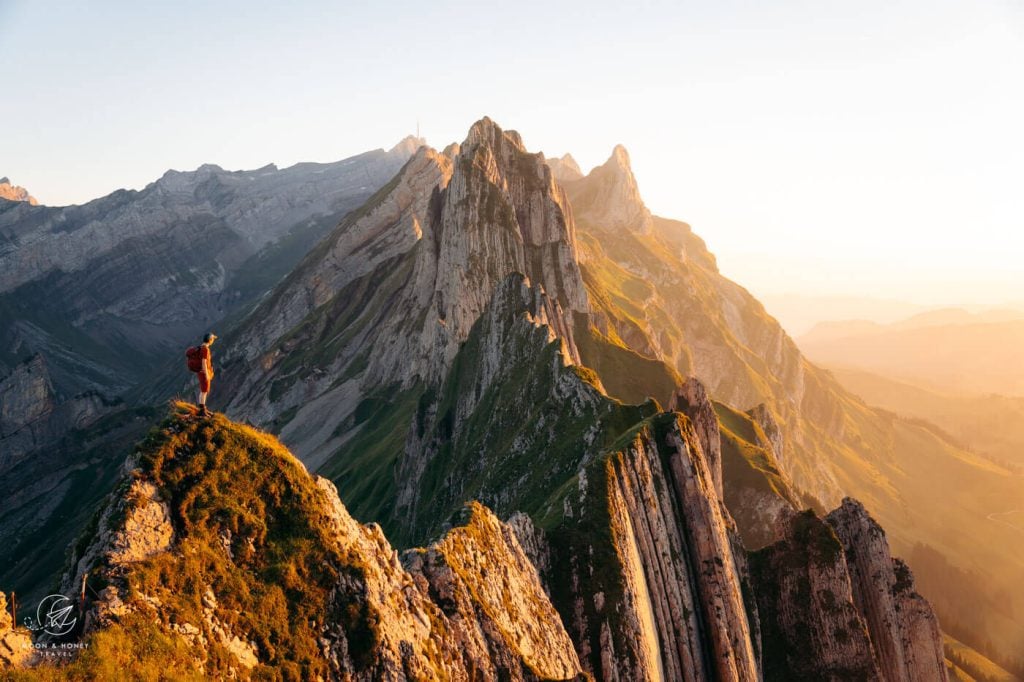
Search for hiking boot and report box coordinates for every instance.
[198,404,210,417]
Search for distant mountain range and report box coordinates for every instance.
[799,309,1024,396]
[760,293,1024,338]
[2,118,1021,678]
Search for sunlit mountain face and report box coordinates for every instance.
[1,117,1020,680]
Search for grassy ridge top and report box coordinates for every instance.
[16,403,359,680]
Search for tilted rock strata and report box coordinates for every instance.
[668,377,723,498]
[749,510,882,681]
[553,414,758,682]
[826,498,949,682]
[225,117,592,467]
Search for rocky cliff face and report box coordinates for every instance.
[0,177,37,206]
[222,118,590,465]
[0,354,114,474]
[750,510,882,681]
[827,499,949,682]
[553,414,759,681]
[750,501,950,682]
[0,142,415,403]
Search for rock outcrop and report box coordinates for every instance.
[403,502,584,681]
[826,499,949,682]
[561,145,653,235]
[750,500,950,682]
[749,510,881,681]
[0,177,37,205]
[0,354,113,473]
[669,377,723,498]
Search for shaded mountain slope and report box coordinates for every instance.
[0,142,418,403]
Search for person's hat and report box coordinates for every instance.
[203,332,218,343]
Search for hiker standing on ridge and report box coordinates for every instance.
[186,333,218,416]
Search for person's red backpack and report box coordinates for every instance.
[185,346,204,373]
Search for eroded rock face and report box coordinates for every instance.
[826,498,948,682]
[0,354,113,473]
[750,500,949,682]
[62,471,175,630]
[562,145,653,235]
[750,510,881,681]
[225,118,592,466]
[556,414,759,682]
[668,377,723,498]
[0,354,55,439]
[403,502,584,681]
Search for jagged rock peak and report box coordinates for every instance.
[388,134,427,156]
[464,116,526,152]
[0,177,38,205]
[547,153,584,183]
[571,143,653,234]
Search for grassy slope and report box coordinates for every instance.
[714,402,800,507]
[944,635,1022,682]
[15,403,366,680]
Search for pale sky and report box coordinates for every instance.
[1,0,1021,305]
